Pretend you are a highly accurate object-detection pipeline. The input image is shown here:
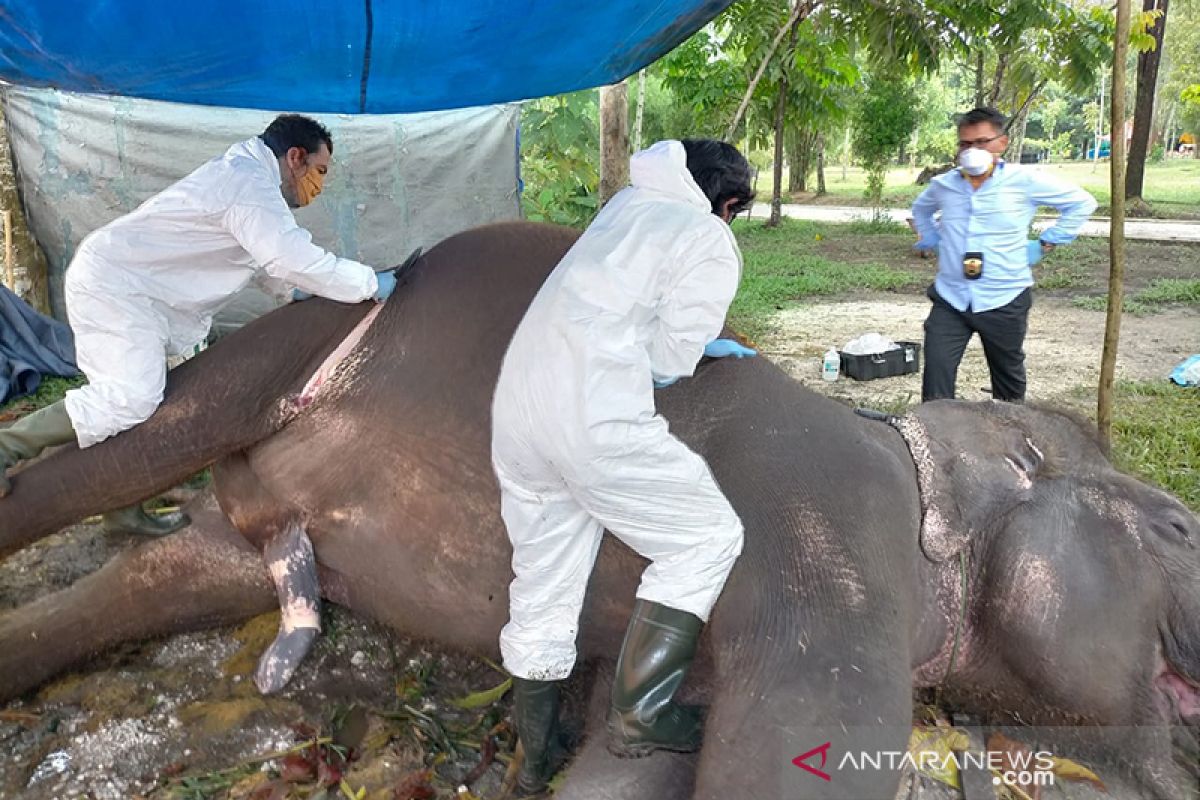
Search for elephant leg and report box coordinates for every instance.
[212,451,322,695]
[254,520,322,694]
[555,663,697,800]
[691,642,913,800]
[0,501,274,703]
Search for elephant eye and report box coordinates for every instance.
[1151,511,1196,547]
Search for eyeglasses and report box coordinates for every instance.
[958,135,1003,149]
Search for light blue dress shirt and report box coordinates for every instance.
[911,163,1097,313]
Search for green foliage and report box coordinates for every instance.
[519,90,599,228]
[1071,279,1200,314]
[1109,381,1200,512]
[852,76,920,208]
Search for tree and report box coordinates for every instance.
[1099,0,1132,447]
[1127,0,1169,201]
[852,75,919,212]
[519,91,600,227]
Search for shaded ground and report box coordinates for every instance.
[0,516,518,800]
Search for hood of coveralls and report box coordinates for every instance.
[629,140,713,214]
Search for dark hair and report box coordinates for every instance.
[680,139,755,216]
[259,114,334,157]
[956,107,1008,133]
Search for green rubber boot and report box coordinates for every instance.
[511,677,566,795]
[607,599,705,758]
[0,400,76,497]
[101,504,191,537]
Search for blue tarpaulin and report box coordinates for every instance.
[0,1,733,113]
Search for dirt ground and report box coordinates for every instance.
[761,293,1199,413]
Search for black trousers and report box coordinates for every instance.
[921,285,1032,402]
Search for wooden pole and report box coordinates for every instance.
[1098,0,1131,447]
[599,81,629,206]
[3,209,12,290]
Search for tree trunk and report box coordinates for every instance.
[599,81,629,206]
[974,51,985,107]
[769,88,787,228]
[633,69,647,153]
[1013,111,1029,162]
[1126,0,1169,200]
[1099,0,1131,447]
[816,132,827,195]
[787,129,803,193]
[725,0,812,139]
[842,127,850,180]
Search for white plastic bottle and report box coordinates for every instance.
[822,348,840,382]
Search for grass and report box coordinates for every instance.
[1108,381,1200,512]
[0,375,84,418]
[759,158,1200,219]
[729,217,922,340]
[1071,278,1200,315]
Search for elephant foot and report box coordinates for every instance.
[102,504,191,536]
[255,520,322,694]
[255,626,319,694]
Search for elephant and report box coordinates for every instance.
[0,221,1196,799]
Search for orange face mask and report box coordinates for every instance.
[294,164,325,206]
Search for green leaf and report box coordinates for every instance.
[449,677,513,710]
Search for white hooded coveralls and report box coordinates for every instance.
[491,140,745,681]
[63,137,379,447]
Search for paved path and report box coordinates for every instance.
[746,204,1200,242]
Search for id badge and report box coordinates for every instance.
[962,251,984,280]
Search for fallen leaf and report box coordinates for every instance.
[907,726,970,789]
[987,732,1043,800]
[449,678,513,710]
[249,779,292,800]
[393,767,436,800]
[461,734,497,786]
[1049,755,1107,791]
[280,751,317,783]
[0,710,42,727]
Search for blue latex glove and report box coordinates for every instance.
[292,288,313,302]
[653,377,679,389]
[1027,239,1045,266]
[374,271,398,301]
[704,338,757,359]
[912,240,937,258]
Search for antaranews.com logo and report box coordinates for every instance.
[793,741,1056,789]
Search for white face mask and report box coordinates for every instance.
[958,147,995,177]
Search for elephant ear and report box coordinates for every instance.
[893,402,1046,563]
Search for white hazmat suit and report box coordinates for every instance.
[492,140,745,681]
[63,137,379,447]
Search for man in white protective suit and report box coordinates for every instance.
[0,114,397,535]
[492,139,758,794]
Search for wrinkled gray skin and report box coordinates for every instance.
[0,222,1197,799]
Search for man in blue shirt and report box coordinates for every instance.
[911,107,1097,402]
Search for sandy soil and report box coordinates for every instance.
[758,293,1199,413]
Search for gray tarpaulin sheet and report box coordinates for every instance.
[2,85,521,334]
